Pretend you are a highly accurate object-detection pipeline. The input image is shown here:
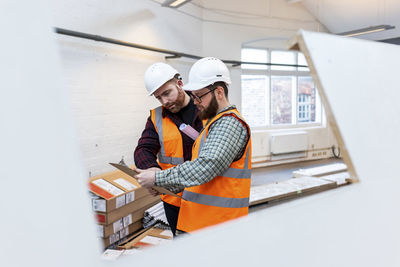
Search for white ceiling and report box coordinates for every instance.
[189,0,400,41]
[298,0,400,40]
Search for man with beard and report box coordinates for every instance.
[135,57,252,233]
[134,62,203,236]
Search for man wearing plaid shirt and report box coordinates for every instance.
[136,57,251,232]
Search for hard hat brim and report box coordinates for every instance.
[182,83,208,91]
[182,78,231,92]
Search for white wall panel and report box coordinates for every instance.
[51,0,203,176]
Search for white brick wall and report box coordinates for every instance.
[58,40,159,176]
[52,0,202,176]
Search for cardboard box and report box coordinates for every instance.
[101,220,143,248]
[95,194,160,225]
[97,201,158,238]
[89,169,153,213]
[110,163,182,199]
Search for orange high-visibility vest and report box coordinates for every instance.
[150,106,185,207]
[177,108,252,232]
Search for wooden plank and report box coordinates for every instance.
[319,172,350,186]
[288,32,358,183]
[250,176,336,206]
[292,163,347,178]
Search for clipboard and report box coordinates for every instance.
[109,163,182,199]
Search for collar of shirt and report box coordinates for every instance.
[161,98,200,126]
[204,104,237,126]
[218,105,236,114]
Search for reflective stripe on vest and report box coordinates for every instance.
[154,107,184,165]
[198,119,251,179]
[197,128,206,154]
[151,106,184,207]
[182,190,249,208]
[182,145,251,208]
[221,152,251,178]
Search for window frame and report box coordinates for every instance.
[241,47,325,130]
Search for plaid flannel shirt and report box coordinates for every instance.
[155,105,249,193]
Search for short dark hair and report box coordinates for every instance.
[165,73,182,85]
[173,73,182,81]
[211,82,228,98]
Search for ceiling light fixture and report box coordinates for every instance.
[337,25,395,37]
[162,0,192,8]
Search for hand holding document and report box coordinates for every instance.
[109,163,182,198]
[134,168,156,188]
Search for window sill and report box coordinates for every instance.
[251,124,326,133]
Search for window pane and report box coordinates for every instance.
[241,48,268,70]
[271,76,294,124]
[271,50,296,71]
[241,75,269,127]
[297,76,316,123]
[297,52,310,71]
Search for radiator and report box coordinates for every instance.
[270,131,308,155]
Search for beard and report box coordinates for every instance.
[166,87,186,113]
[198,93,219,120]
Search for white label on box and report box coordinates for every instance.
[123,214,133,227]
[125,191,135,204]
[97,225,104,238]
[122,249,142,255]
[101,249,124,261]
[140,236,171,246]
[109,233,120,245]
[116,195,126,208]
[92,179,124,196]
[119,227,129,239]
[160,230,173,238]
[113,219,124,233]
[114,178,137,191]
[89,192,100,199]
[92,199,106,212]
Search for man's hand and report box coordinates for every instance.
[134,168,157,189]
[147,167,162,172]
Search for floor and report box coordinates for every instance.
[249,158,345,213]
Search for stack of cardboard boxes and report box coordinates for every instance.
[88,169,160,248]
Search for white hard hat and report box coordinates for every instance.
[144,62,179,95]
[182,57,231,91]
